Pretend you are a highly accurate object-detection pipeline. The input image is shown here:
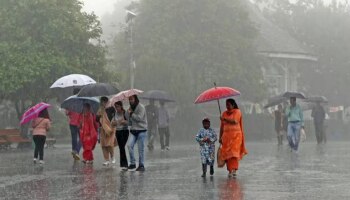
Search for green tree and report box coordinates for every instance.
[0,0,109,120]
[111,0,266,104]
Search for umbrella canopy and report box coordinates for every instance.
[77,83,120,97]
[282,91,306,99]
[20,102,51,125]
[194,87,240,104]
[140,90,175,102]
[50,74,96,88]
[61,95,100,114]
[107,89,143,107]
[304,96,328,103]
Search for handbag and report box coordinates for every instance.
[217,145,225,168]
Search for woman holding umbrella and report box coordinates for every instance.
[32,108,51,164]
[219,99,247,177]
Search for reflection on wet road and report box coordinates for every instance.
[0,142,349,199]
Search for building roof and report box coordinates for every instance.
[247,3,318,61]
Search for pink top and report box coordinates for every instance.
[32,118,51,136]
[66,110,81,126]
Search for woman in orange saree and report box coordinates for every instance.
[219,98,247,177]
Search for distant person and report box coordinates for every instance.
[66,88,81,161]
[311,102,326,144]
[98,97,116,166]
[79,103,98,164]
[145,100,158,151]
[195,118,217,177]
[112,101,130,171]
[32,108,51,164]
[126,95,148,171]
[274,104,284,145]
[219,99,248,177]
[285,97,304,152]
[158,101,170,151]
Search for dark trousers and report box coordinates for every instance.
[159,127,170,149]
[116,130,129,167]
[33,135,46,160]
[70,125,81,153]
[315,122,325,144]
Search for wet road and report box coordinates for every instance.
[0,142,349,200]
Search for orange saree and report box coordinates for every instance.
[219,109,247,162]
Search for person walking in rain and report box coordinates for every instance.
[312,102,326,144]
[79,103,98,164]
[196,118,217,177]
[158,101,170,151]
[32,109,51,164]
[126,95,148,171]
[219,99,248,177]
[112,101,130,171]
[98,97,116,166]
[285,97,304,152]
[65,88,82,161]
[145,100,158,151]
[274,104,284,145]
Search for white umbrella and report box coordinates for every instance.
[50,74,96,88]
[107,89,143,107]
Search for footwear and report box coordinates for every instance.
[103,161,110,166]
[210,165,214,176]
[165,146,170,151]
[71,151,80,161]
[33,158,37,164]
[87,160,93,165]
[128,164,136,171]
[111,159,116,164]
[39,160,45,165]
[161,148,165,152]
[82,160,87,164]
[121,166,128,171]
[136,165,145,172]
[228,170,236,178]
[201,164,207,177]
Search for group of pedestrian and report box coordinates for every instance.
[145,100,171,151]
[196,99,248,178]
[273,97,327,152]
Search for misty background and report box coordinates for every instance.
[1,0,350,142]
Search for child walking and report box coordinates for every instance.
[195,118,217,177]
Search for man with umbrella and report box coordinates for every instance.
[285,94,305,153]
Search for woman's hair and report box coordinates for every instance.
[202,117,210,123]
[100,96,109,104]
[114,101,125,113]
[226,98,239,109]
[38,108,50,119]
[130,95,140,111]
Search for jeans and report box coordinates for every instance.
[159,127,170,149]
[287,122,302,151]
[70,125,81,153]
[33,135,46,160]
[128,131,147,166]
[116,130,129,167]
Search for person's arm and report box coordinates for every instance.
[46,120,51,131]
[131,106,146,122]
[210,129,218,143]
[219,119,224,144]
[195,130,204,144]
[299,106,304,127]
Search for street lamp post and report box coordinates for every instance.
[126,10,137,89]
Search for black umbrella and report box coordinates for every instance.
[77,83,120,97]
[282,91,306,99]
[304,96,328,103]
[264,95,287,108]
[140,90,175,102]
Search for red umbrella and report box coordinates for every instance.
[194,83,240,114]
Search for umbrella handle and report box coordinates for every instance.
[214,82,222,116]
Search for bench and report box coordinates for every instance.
[0,129,31,149]
[46,138,56,148]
